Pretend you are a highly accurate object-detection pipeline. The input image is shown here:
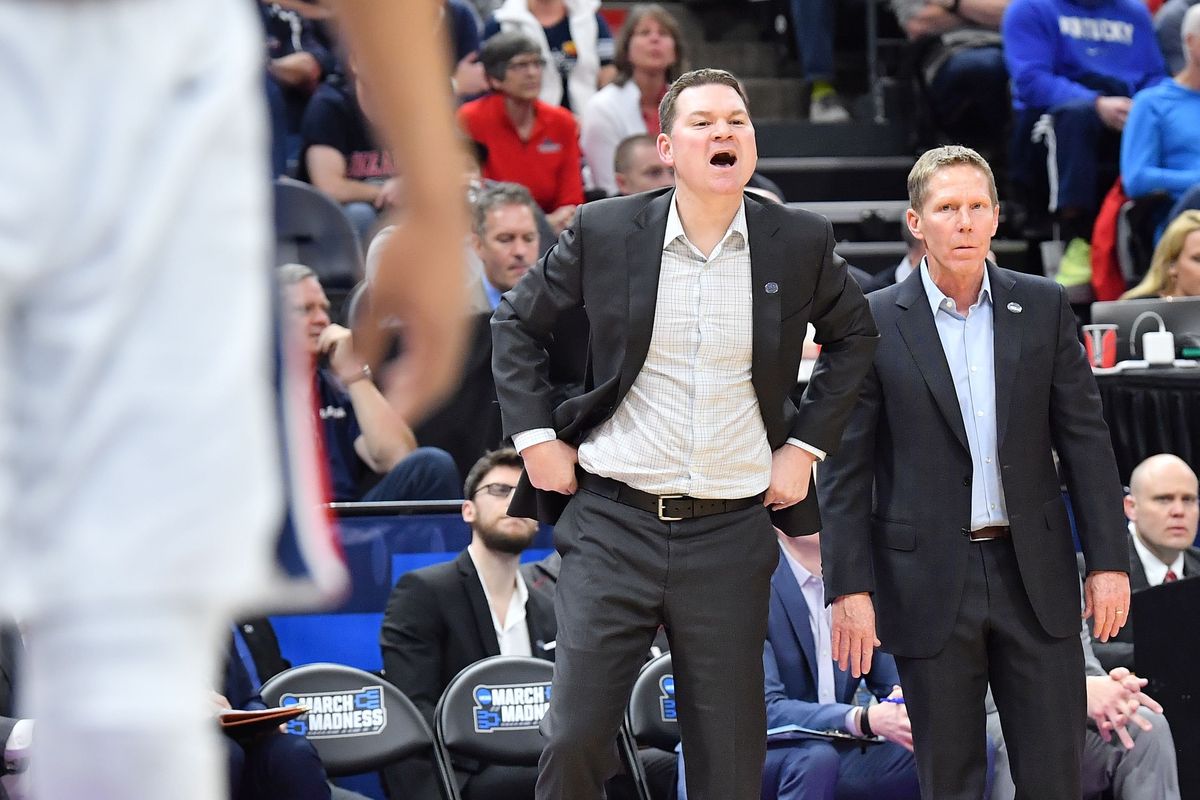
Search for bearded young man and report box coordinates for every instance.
[379,448,554,800]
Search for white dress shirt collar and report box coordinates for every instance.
[919,258,993,318]
[1129,523,1186,585]
[662,191,748,261]
[467,550,533,657]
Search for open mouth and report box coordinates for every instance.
[710,151,737,168]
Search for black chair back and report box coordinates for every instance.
[273,177,364,291]
[625,653,679,752]
[259,662,436,779]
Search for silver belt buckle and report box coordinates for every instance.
[657,495,684,521]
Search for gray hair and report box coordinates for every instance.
[1184,4,1200,55]
[277,262,317,286]
[471,182,539,236]
[907,145,998,213]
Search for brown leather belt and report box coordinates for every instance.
[577,471,763,522]
[967,525,1011,542]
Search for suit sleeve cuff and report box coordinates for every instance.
[512,428,558,453]
[785,438,826,461]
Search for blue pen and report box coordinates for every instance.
[880,697,905,704]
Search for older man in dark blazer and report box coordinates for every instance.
[820,145,1130,800]
[493,68,878,800]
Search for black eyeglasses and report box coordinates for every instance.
[474,483,517,498]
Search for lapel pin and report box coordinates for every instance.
[765,282,779,294]
[1007,302,1022,313]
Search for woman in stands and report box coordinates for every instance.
[580,4,686,196]
[1121,210,1200,298]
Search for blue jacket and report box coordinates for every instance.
[1121,80,1200,200]
[764,552,901,733]
[1003,0,1168,111]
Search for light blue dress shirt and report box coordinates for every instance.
[919,261,1009,529]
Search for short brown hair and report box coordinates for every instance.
[614,5,687,86]
[471,182,539,237]
[907,145,998,214]
[658,68,749,136]
[464,448,523,499]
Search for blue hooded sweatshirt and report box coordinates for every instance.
[1003,0,1168,111]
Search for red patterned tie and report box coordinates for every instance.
[1164,570,1178,583]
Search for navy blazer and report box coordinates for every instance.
[765,551,900,732]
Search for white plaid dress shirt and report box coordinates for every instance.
[514,193,818,499]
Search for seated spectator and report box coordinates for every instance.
[299,67,397,247]
[458,32,585,233]
[218,637,333,800]
[579,5,686,196]
[787,0,853,121]
[279,263,460,502]
[755,530,919,800]
[379,449,552,800]
[1121,4,1200,237]
[988,597,1180,799]
[1,621,28,800]
[1082,454,1199,671]
[467,182,541,312]
[261,1,337,145]
[1003,0,1168,286]
[484,0,616,113]
[613,133,675,196]
[676,530,921,799]
[1155,0,1200,72]
[890,0,1010,159]
[1120,209,1200,297]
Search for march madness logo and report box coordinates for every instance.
[280,686,387,739]
[472,682,552,733]
[658,674,676,723]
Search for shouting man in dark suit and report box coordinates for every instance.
[379,448,555,800]
[492,67,878,800]
[819,145,1131,800]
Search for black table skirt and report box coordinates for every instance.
[1095,368,1200,485]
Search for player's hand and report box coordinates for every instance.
[1083,570,1130,642]
[832,592,879,678]
[865,693,913,751]
[764,445,815,511]
[1095,96,1132,131]
[210,692,233,717]
[521,440,579,495]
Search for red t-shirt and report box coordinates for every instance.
[458,93,585,212]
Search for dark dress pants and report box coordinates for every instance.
[894,538,1085,800]
[535,484,779,800]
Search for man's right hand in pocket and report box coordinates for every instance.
[522,440,579,494]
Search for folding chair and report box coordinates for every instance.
[259,661,442,792]
[620,652,678,800]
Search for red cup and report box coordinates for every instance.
[1082,323,1118,368]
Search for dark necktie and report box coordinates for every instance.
[1164,570,1179,583]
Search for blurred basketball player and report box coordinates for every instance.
[0,1,466,798]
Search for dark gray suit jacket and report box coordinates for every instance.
[492,189,879,536]
[1081,534,1200,671]
[820,264,1129,657]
